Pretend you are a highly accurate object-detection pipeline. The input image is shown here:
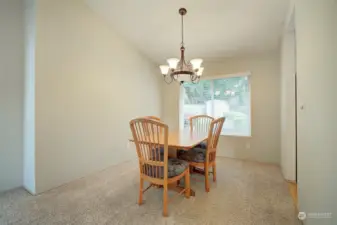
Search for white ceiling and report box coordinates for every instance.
[86,0,289,64]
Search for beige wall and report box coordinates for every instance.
[0,0,24,192]
[294,0,337,224]
[163,54,281,164]
[34,0,162,193]
[280,29,296,181]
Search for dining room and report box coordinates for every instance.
[1,0,296,224]
[3,0,337,224]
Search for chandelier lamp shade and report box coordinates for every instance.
[159,8,204,84]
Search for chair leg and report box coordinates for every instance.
[205,166,210,192]
[185,169,190,198]
[163,184,168,217]
[138,177,143,205]
[212,163,217,182]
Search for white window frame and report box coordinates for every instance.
[179,71,252,137]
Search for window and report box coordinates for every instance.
[180,74,251,136]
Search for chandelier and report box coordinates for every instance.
[159,8,204,84]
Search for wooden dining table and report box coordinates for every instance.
[129,128,209,196]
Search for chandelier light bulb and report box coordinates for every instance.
[159,65,169,75]
[167,58,179,69]
[190,58,203,70]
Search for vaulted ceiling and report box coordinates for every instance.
[86,0,289,64]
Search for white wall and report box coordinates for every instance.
[163,54,281,164]
[295,0,337,224]
[32,0,162,193]
[280,29,296,181]
[0,0,24,192]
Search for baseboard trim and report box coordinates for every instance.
[24,187,36,196]
[287,182,298,211]
[216,156,279,166]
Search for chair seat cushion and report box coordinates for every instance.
[195,141,207,149]
[144,158,189,178]
[177,148,206,163]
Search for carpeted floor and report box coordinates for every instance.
[0,157,299,225]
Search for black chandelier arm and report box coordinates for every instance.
[190,74,201,84]
[190,73,198,81]
[164,75,174,84]
[191,76,200,84]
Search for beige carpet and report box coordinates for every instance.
[0,158,299,225]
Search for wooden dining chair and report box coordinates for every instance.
[130,118,190,217]
[189,115,214,132]
[142,116,163,137]
[178,117,225,192]
[189,115,214,149]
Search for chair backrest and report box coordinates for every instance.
[206,117,225,162]
[142,116,162,134]
[130,118,168,180]
[143,116,161,121]
[189,115,214,132]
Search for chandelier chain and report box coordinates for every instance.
[181,14,184,47]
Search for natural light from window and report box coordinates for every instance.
[180,74,251,136]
